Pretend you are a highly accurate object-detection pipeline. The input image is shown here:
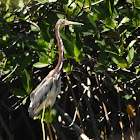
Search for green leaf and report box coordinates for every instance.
[22,96,28,105]
[6,15,15,22]
[132,10,140,27]
[114,0,119,5]
[47,0,57,2]
[87,14,97,29]
[44,109,54,123]
[18,0,24,8]
[61,33,75,58]
[124,94,132,100]
[117,17,130,28]
[51,49,55,59]
[129,47,135,61]
[39,56,52,64]
[20,69,31,94]
[82,30,94,35]
[74,44,80,58]
[1,0,30,10]
[110,54,120,64]
[31,24,40,32]
[56,13,65,20]
[126,47,134,63]
[74,40,84,62]
[126,0,133,4]
[108,0,113,15]
[36,0,48,4]
[40,20,50,42]
[109,53,128,68]
[135,64,140,74]
[95,39,106,46]
[117,61,128,68]
[10,88,26,98]
[63,62,73,74]
[105,17,116,29]
[128,40,137,48]
[118,43,124,56]
[33,62,49,68]
[134,0,140,9]
[2,58,7,69]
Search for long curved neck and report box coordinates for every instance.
[54,24,64,74]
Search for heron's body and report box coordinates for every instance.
[28,19,83,118]
[28,70,61,117]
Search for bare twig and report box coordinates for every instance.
[84,0,104,9]
[2,63,18,82]
[26,20,40,30]
[95,73,110,124]
[66,75,84,130]
[55,105,90,140]
[1,35,23,52]
[72,73,100,139]
[74,0,104,16]
[73,0,85,20]
[67,0,76,8]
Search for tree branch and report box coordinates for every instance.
[55,104,90,140]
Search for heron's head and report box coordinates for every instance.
[57,19,84,26]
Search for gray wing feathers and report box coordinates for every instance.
[28,74,61,118]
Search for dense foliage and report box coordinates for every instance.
[0,0,140,140]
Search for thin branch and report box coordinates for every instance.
[64,86,85,128]
[51,10,67,17]
[1,35,23,52]
[128,75,140,83]
[73,0,85,20]
[95,73,110,124]
[73,0,104,17]
[55,105,90,140]
[2,63,18,82]
[84,0,104,9]
[65,75,84,129]
[72,73,100,139]
[26,20,40,30]
[67,0,76,8]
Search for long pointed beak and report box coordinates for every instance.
[65,20,84,26]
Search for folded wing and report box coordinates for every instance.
[28,73,61,118]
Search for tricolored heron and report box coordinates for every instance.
[28,19,83,139]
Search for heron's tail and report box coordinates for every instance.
[28,102,39,119]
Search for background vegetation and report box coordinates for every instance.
[0,0,140,140]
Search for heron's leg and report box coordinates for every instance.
[46,107,53,140]
[41,106,46,140]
